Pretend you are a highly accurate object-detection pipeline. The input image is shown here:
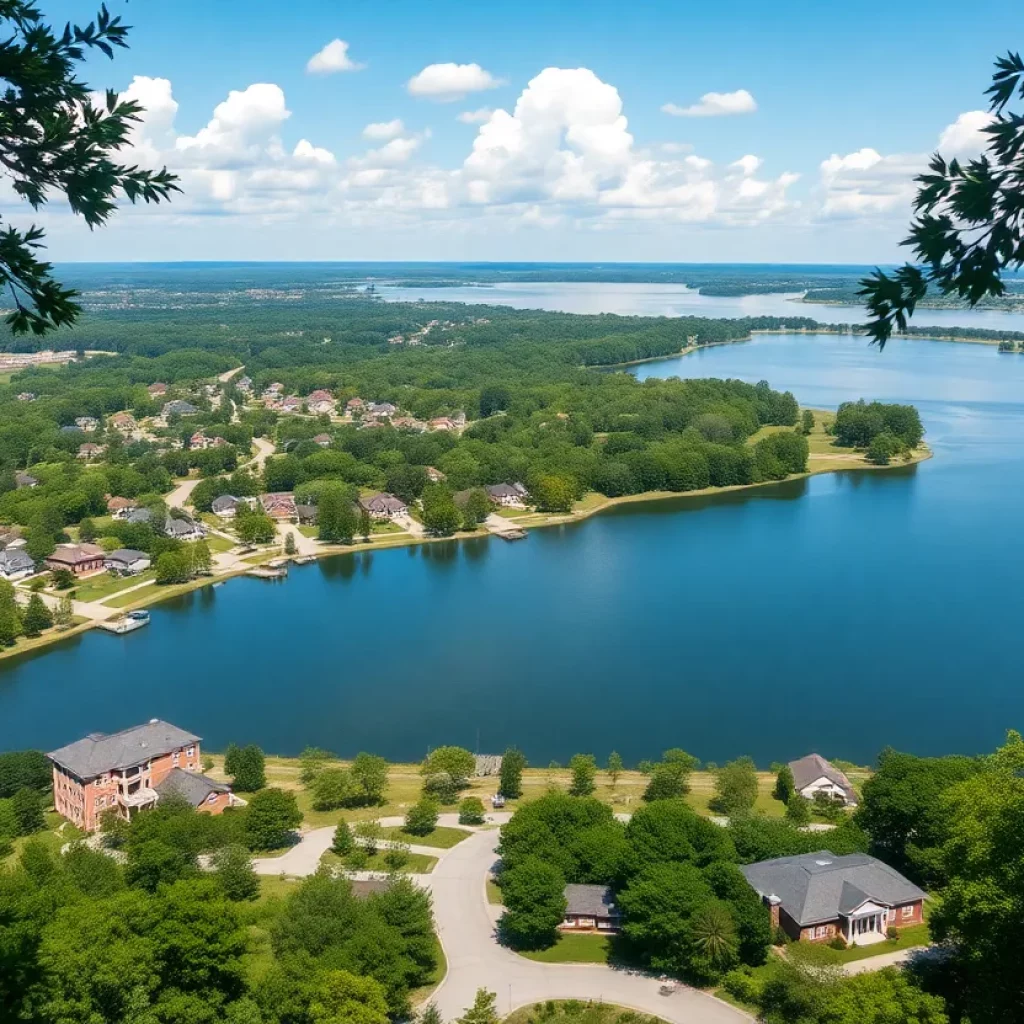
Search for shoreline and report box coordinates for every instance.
[0,437,931,665]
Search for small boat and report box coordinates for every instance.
[98,609,150,634]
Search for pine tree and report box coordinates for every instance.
[457,989,498,1024]
[331,820,354,856]
[418,1003,443,1024]
[284,532,296,556]
[499,747,526,799]
[0,581,23,645]
[773,765,795,803]
[21,593,53,636]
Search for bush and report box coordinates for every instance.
[244,788,301,851]
[722,965,764,1005]
[459,797,486,825]
[331,820,354,856]
[230,744,266,793]
[213,844,259,901]
[887,926,899,941]
[423,771,460,805]
[404,798,439,837]
[421,746,475,788]
[829,935,847,950]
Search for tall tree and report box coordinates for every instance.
[230,745,266,793]
[607,751,624,788]
[0,2,178,335]
[568,753,597,797]
[860,54,1024,346]
[499,747,527,799]
[0,581,22,644]
[20,593,52,636]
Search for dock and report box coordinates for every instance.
[246,565,288,579]
[98,610,150,634]
[484,515,528,541]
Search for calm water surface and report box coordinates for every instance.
[378,281,1024,332]
[1,334,1022,766]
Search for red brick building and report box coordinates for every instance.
[48,719,234,832]
[45,543,106,576]
[741,851,926,946]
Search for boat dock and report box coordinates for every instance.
[98,610,150,634]
[246,565,288,579]
[484,515,528,541]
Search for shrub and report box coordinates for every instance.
[459,796,486,825]
[829,935,847,950]
[404,798,439,837]
[887,926,899,942]
[331,820,353,856]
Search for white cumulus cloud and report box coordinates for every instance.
[306,39,364,75]
[457,107,494,124]
[937,110,994,155]
[408,63,503,102]
[662,89,757,118]
[362,119,405,140]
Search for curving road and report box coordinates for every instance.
[166,435,275,509]
[253,814,749,1022]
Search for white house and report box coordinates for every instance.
[358,493,408,520]
[105,549,152,575]
[164,517,206,542]
[211,495,240,518]
[485,482,530,508]
[788,753,858,806]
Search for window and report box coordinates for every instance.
[901,905,914,919]
[187,746,195,757]
[172,752,180,766]
[814,925,830,939]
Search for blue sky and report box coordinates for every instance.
[36,0,1024,263]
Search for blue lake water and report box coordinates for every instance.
[1,333,1022,767]
[377,281,1024,333]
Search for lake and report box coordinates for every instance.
[377,280,1024,333]
[1,333,1022,767]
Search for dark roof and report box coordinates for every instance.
[740,851,927,927]
[0,549,34,571]
[564,883,619,918]
[211,495,239,512]
[154,768,229,807]
[48,720,201,780]
[296,503,318,521]
[106,549,148,564]
[486,482,528,499]
[126,507,153,524]
[165,517,202,537]
[788,754,857,802]
[359,493,406,513]
[15,472,37,487]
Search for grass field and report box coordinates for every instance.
[103,580,160,608]
[321,848,438,874]
[2,812,83,868]
[487,879,503,905]
[381,825,472,849]
[519,932,612,964]
[505,1002,664,1024]
[71,570,156,603]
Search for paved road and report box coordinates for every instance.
[254,814,749,1023]
[167,436,275,509]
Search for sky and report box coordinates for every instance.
[27,0,1024,264]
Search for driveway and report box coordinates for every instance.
[166,436,275,510]
[254,814,749,1023]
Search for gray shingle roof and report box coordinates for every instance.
[359,493,406,514]
[788,753,857,802]
[48,720,201,780]
[211,495,239,513]
[126,507,153,524]
[564,883,619,918]
[154,768,229,807]
[106,549,148,565]
[0,549,34,573]
[740,851,927,927]
[486,482,528,499]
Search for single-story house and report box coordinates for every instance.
[366,401,397,419]
[429,417,456,432]
[345,397,365,414]
[126,507,153,525]
[279,396,302,414]
[108,412,137,432]
[296,503,318,525]
[740,851,926,946]
[359,493,408,520]
[313,433,332,447]
[15,472,38,489]
[46,543,106,576]
[154,767,237,813]
[235,376,253,393]
[107,496,137,519]
[77,442,105,460]
[560,884,622,933]
[486,482,530,508]
[788,753,858,807]
[75,416,99,432]
[0,548,35,581]
[162,400,197,417]
[147,382,168,397]
[105,549,152,575]
[306,390,336,414]
[16,392,35,402]
[211,495,241,518]
[261,492,298,520]
[164,517,206,542]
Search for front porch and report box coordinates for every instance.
[843,901,889,946]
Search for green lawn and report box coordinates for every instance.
[256,875,301,903]
[71,570,156,603]
[205,534,236,553]
[3,812,83,868]
[487,879,503,905]
[104,581,159,608]
[787,922,932,966]
[322,849,438,874]
[519,932,612,964]
[381,825,471,849]
[505,1002,663,1024]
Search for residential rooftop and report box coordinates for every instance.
[48,720,201,781]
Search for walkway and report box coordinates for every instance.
[253,814,749,1023]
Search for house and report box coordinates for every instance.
[154,768,235,813]
[260,492,298,520]
[366,401,397,419]
[47,719,235,831]
[306,389,336,414]
[426,466,446,483]
[108,412,137,432]
[451,410,467,428]
[264,382,283,396]
[279,396,302,414]
[296,503,318,525]
[359,492,408,520]
[16,392,35,402]
[77,442,104,460]
[560,884,622,933]
[105,549,151,575]
[46,543,106,576]
[15,472,38,489]
[107,496,137,519]
[313,433,332,447]
[75,416,99,432]
[211,495,241,518]
[486,482,530,508]
[125,507,153,525]
[189,431,220,450]
[392,416,426,432]
[0,548,35,581]
[429,417,456,432]
[235,376,253,394]
[740,851,927,946]
[788,754,859,807]
[164,517,206,541]
[147,382,168,397]
[345,397,365,415]
[162,400,198,417]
